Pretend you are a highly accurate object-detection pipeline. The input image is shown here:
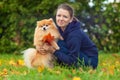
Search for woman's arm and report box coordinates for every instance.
[54,37,81,65]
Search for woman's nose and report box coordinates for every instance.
[59,16,63,20]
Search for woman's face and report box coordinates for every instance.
[56,8,73,29]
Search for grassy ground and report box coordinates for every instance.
[0,52,120,80]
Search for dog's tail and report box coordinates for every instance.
[22,48,37,68]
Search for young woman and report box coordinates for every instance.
[53,3,98,69]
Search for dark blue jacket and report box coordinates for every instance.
[54,20,98,66]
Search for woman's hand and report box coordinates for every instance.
[36,45,46,53]
[36,43,56,53]
[42,43,56,53]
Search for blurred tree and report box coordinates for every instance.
[0,0,119,53]
[0,0,68,53]
[70,0,120,52]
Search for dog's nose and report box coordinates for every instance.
[43,27,46,30]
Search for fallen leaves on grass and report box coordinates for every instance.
[0,53,120,79]
[0,59,26,77]
[0,68,8,76]
[9,59,25,66]
[100,54,120,76]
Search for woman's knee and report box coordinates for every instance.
[79,52,98,69]
[90,57,98,69]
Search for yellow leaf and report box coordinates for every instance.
[102,62,107,66]
[17,59,25,66]
[9,60,16,66]
[115,61,119,66]
[55,70,61,74]
[109,65,115,75]
[73,76,81,80]
[37,65,44,72]
[0,60,1,66]
[2,68,8,75]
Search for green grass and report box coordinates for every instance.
[0,53,120,80]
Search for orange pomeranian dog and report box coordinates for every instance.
[22,18,63,68]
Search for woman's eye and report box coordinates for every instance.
[57,15,61,17]
[63,16,68,18]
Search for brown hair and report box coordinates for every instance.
[56,3,79,21]
[57,3,74,18]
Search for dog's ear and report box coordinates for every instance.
[37,21,40,26]
[49,18,53,22]
[49,18,53,20]
[37,21,42,27]
[37,21,39,24]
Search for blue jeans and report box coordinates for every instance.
[79,52,98,69]
[57,40,98,69]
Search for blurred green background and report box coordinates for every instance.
[0,0,119,54]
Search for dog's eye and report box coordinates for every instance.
[38,25,43,27]
[46,25,48,26]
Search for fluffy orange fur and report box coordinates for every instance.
[34,18,62,49]
[23,18,62,68]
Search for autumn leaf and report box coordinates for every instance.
[55,70,61,75]
[42,33,54,45]
[109,65,115,75]
[73,76,81,80]
[0,68,8,76]
[17,59,25,66]
[0,60,1,66]
[37,65,45,72]
[102,62,107,66]
[9,60,16,66]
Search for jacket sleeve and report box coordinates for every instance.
[54,37,81,65]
